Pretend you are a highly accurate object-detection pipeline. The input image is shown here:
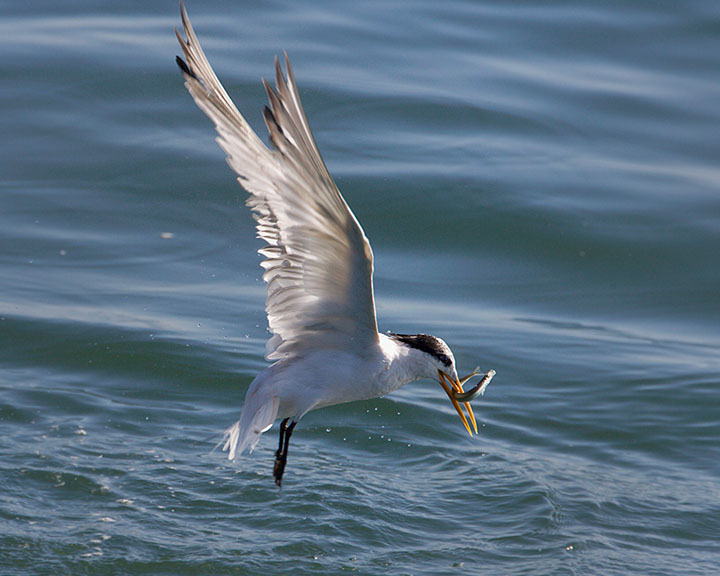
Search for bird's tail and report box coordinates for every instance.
[220,394,279,459]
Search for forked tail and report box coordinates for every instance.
[220,394,279,459]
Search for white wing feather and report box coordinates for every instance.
[176,4,379,361]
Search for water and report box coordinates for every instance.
[1,1,719,574]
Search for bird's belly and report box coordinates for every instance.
[272,350,393,418]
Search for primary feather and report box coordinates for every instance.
[176,3,379,365]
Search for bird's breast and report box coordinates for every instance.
[270,348,395,417]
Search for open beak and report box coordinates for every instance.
[437,368,496,436]
[437,369,477,435]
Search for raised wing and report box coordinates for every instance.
[175,3,379,360]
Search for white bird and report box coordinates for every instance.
[175,3,495,486]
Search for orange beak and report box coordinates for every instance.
[437,369,479,435]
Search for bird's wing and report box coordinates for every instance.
[176,4,379,361]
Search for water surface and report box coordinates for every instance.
[1,1,719,574]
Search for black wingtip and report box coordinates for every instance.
[175,55,196,79]
[262,105,279,131]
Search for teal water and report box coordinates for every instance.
[2,1,719,574]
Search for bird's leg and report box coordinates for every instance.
[274,418,289,481]
[273,418,296,487]
[275,418,289,459]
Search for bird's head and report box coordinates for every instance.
[388,333,494,436]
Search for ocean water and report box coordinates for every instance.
[1,1,719,574]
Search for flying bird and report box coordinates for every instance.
[175,3,495,486]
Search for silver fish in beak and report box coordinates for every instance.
[437,368,496,435]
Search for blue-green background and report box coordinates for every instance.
[1,1,719,574]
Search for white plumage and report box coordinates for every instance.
[175,3,494,485]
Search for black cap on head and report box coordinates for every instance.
[389,333,453,368]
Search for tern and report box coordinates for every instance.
[175,3,495,486]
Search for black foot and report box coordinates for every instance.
[273,418,296,487]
